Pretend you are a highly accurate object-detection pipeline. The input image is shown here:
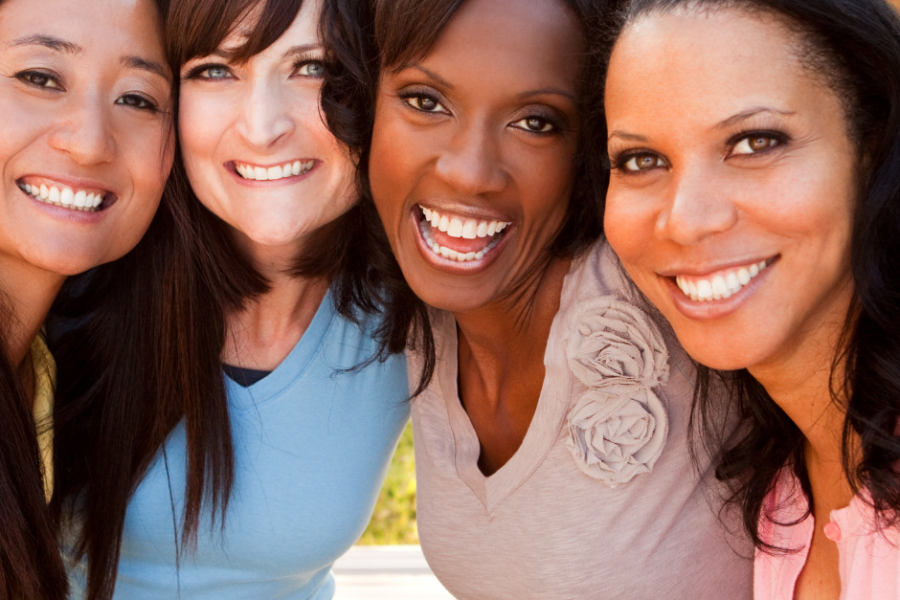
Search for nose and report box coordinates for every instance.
[655,164,738,246]
[47,90,116,165]
[235,78,295,149]
[434,119,507,196]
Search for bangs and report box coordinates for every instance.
[167,0,306,67]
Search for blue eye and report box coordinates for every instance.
[203,66,230,80]
[296,61,325,78]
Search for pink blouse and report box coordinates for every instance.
[755,469,900,599]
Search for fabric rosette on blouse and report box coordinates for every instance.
[565,297,670,487]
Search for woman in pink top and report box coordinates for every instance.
[602,0,900,598]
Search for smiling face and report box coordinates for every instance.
[178,0,355,253]
[604,8,857,373]
[368,0,583,314]
[0,0,172,276]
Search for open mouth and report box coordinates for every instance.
[672,258,775,302]
[233,159,315,182]
[416,204,512,263]
[18,178,114,212]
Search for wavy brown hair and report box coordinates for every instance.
[319,0,612,392]
[50,1,382,599]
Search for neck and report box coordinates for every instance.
[749,284,855,508]
[0,255,65,377]
[454,256,570,402]
[222,232,329,370]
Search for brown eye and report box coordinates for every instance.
[404,95,445,113]
[17,70,63,90]
[732,135,780,155]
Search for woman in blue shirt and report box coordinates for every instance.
[51,0,409,598]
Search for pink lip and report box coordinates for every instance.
[664,257,777,321]
[225,160,319,187]
[409,207,512,275]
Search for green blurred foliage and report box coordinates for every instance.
[359,421,419,545]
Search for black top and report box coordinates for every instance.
[222,364,272,388]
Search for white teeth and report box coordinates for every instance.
[675,260,771,303]
[461,219,477,239]
[418,218,502,264]
[447,218,463,237]
[438,216,450,232]
[236,160,315,181]
[487,221,498,236]
[22,182,106,212]
[476,221,488,237]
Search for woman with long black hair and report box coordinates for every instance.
[602,0,900,597]
[319,0,754,597]
[0,0,173,597]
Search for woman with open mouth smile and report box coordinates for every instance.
[0,0,173,597]
[604,0,900,598]
[322,0,753,597]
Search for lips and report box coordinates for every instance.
[416,204,511,263]
[673,259,772,302]
[17,176,114,212]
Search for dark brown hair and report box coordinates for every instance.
[0,0,173,597]
[320,0,612,392]
[51,0,382,599]
[604,0,900,553]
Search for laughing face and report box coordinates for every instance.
[604,8,857,373]
[0,0,173,276]
[368,0,583,314]
[178,0,355,252]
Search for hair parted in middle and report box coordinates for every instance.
[320,0,613,393]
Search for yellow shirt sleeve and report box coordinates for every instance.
[31,333,55,503]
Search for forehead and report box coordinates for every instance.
[606,8,821,130]
[414,0,584,93]
[0,0,164,56]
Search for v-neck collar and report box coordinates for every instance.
[226,288,336,411]
[436,261,580,514]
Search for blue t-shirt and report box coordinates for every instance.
[70,291,409,599]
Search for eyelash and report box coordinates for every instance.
[16,69,160,113]
[398,90,564,136]
[184,63,232,81]
[611,129,791,174]
[293,57,325,78]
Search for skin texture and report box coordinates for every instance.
[0,0,172,381]
[178,0,355,370]
[604,9,857,599]
[369,0,583,475]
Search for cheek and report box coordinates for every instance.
[604,185,655,266]
[369,116,419,227]
[178,92,229,173]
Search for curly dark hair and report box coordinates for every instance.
[604,0,900,553]
[319,0,613,392]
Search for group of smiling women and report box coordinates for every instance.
[2,0,899,598]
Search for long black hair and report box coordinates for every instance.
[605,0,900,552]
[319,0,612,392]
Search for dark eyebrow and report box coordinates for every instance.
[607,130,650,142]
[122,56,169,80]
[401,64,454,90]
[284,44,320,58]
[716,107,796,129]
[9,35,82,54]
[517,87,576,103]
